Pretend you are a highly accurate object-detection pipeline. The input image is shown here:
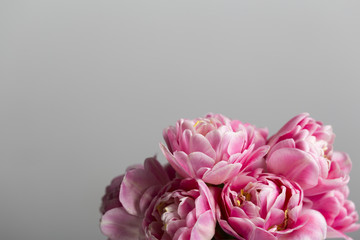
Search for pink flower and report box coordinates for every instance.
[217,173,327,240]
[100,157,174,240]
[266,113,349,194]
[161,113,269,185]
[304,186,360,240]
[143,178,216,240]
[268,113,335,158]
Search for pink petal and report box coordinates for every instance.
[100,207,142,240]
[230,206,249,219]
[227,216,255,239]
[120,157,167,216]
[189,134,216,159]
[205,130,222,151]
[277,209,327,240]
[160,143,190,178]
[119,168,151,216]
[163,126,178,153]
[332,151,352,175]
[265,208,286,230]
[197,179,217,214]
[218,219,244,240]
[191,210,216,240]
[202,161,242,185]
[251,228,277,240]
[326,226,354,240]
[138,185,161,214]
[186,209,197,227]
[188,152,215,177]
[267,139,296,160]
[266,148,319,190]
[167,220,187,236]
[268,113,309,146]
[227,131,247,155]
[304,175,349,196]
[178,197,195,219]
[180,128,193,153]
[144,157,170,184]
[174,227,191,240]
[241,145,270,171]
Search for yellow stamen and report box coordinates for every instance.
[236,189,252,207]
[322,146,330,159]
[276,209,289,231]
[193,120,201,128]
[245,192,251,201]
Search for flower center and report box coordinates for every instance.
[193,118,220,136]
[156,201,180,232]
[236,189,252,207]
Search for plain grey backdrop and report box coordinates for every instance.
[1,1,359,239]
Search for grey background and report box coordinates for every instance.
[1,1,359,239]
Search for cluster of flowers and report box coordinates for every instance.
[100,113,359,240]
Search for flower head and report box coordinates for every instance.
[305,186,360,240]
[161,113,269,185]
[143,178,216,240]
[217,172,327,240]
[266,113,348,194]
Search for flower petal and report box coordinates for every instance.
[266,148,319,189]
[100,207,142,240]
[191,210,216,240]
[189,134,216,159]
[120,157,166,216]
[268,113,309,146]
[202,161,242,185]
[277,209,326,240]
[160,143,190,178]
[188,152,215,177]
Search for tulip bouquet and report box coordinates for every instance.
[100,113,359,240]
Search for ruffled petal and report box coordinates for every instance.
[277,209,326,240]
[202,161,242,185]
[266,148,319,189]
[100,207,142,240]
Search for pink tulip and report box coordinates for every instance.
[100,157,174,240]
[161,113,269,185]
[268,113,335,158]
[266,113,349,194]
[143,178,216,240]
[304,186,360,240]
[217,172,327,240]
